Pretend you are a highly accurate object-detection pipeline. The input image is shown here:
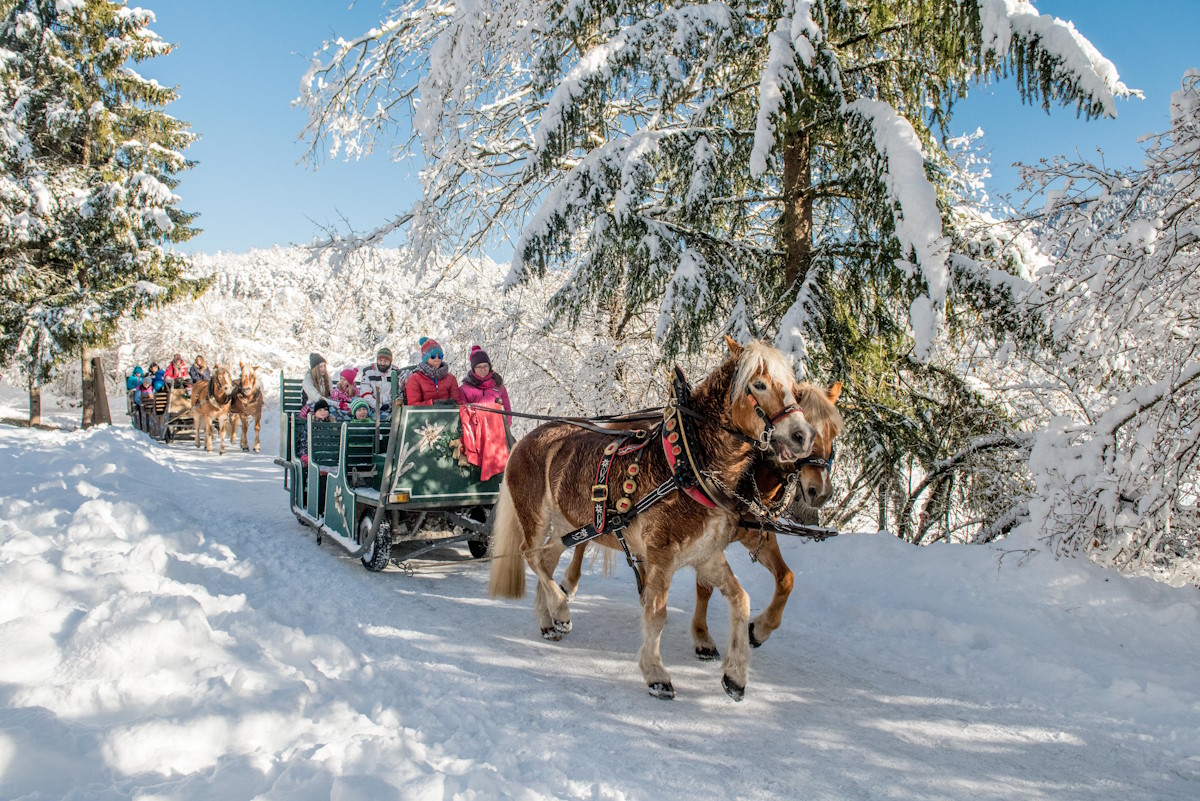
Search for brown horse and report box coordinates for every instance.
[562,381,844,658]
[488,337,815,701]
[690,381,843,657]
[191,365,234,454]
[228,362,264,452]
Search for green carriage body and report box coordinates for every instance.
[274,369,501,569]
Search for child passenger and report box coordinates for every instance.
[349,398,372,421]
[333,368,359,414]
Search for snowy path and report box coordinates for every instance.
[1,410,1199,800]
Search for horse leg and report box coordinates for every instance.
[744,532,793,648]
[195,412,202,448]
[252,412,261,452]
[240,413,249,451]
[561,541,587,598]
[697,552,752,701]
[637,556,676,699]
[204,413,213,452]
[227,414,237,446]
[691,579,720,660]
[529,513,571,639]
[217,415,226,455]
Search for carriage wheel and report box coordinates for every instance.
[359,513,391,572]
[465,505,492,559]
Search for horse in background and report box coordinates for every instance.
[690,380,843,658]
[561,381,844,659]
[488,337,816,701]
[228,362,264,452]
[191,365,235,454]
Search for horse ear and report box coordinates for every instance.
[723,334,743,358]
[827,381,843,404]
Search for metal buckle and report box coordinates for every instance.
[592,484,608,503]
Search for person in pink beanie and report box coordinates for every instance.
[459,344,511,424]
[332,367,360,414]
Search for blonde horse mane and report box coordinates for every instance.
[729,340,797,401]
[794,383,844,435]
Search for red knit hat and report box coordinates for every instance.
[469,345,490,368]
[340,367,358,384]
[419,337,443,362]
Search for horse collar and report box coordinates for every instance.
[663,368,720,509]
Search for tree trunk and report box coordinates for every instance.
[81,350,96,429]
[28,385,41,427]
[781,126,813,291]
[877,482,887,533]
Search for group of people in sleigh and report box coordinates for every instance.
[296,337,512,480]
[125,353,213,407]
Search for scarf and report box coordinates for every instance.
[418,361,450,383]
[463,371,503,390]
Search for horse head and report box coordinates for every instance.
[722,336,816,466]
[211,365,235,401]
[237,362,259,397]
[791,381,844,508]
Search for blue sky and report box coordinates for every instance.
[144,0,1200,255]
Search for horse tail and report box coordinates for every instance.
[487,480,526,599]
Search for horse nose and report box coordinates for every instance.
[791,427,813,454]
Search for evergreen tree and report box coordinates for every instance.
[0,0,205,424]
[299,0,1131,533]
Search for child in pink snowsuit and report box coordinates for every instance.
[332,367,360,414]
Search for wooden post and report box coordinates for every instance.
[28,385,41,427]
[93,355,112,426]
[81,349,112,428]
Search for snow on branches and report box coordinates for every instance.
[1008,71,1200,582]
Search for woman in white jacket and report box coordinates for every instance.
[303,353,335,406]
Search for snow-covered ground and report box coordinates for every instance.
[1,383,1199,801]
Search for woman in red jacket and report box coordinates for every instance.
[405,337,461,405]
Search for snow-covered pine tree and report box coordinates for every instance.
[299,0,1131,534]
[0,0,204,425]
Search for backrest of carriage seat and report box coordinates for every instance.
[154,390,169,414]
[308,420,343,467]
[279,372,306,461]
[343,421,378,485]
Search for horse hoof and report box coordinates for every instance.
[541,627,563,641]
[553,619,572,634]
[648,682,675,700]
[253,445,260,452]
[748,623,764,648]
[241,446,249,452]
[722,675,745,701]
[695,646,720,661]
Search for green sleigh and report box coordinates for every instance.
[274,369,502,571]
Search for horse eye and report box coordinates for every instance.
[753,381,767,391]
